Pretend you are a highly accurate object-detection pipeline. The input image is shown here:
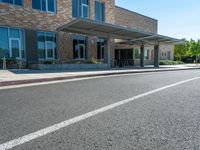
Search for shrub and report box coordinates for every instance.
[87,58,98,64]
[75,61,82,64]
[159,60,184,65]
[43,60,54,64]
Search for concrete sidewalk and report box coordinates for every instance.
[0,64,199,87]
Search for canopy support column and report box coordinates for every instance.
[140,44,145,67]
[154,44,160,68]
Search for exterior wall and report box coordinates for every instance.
[115,6,158,33]
[160,44,174,60]
[0,0,115,31]
[0,0,174,68]
[0,0,115,64]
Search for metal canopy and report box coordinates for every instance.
[57,18,182,44]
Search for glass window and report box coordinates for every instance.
[97,39,104,60]
[38,32,45,59]
[0,27,9,58]
[32,0,56,13]
[32,0,41,10]
[73,35,87,59]
[82,4,89,18]
[37,32,56,60]
[20,30,25,59]
[95,1,105,21]
[2,0,13,4]
[72,0,89,18]
[127,49,133,59]
[48,0,55,12]
[72,0,79,18]
[0,27,25,59]
[10,39,20,58]
[82,0,88,5]
[145,49,150,59]
[135,48,140,59]
[1,0,23,5]
[9,28,20,38]
[41,0,46,11]
[14,0,23,5]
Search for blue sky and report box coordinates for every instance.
[115,0,200,40]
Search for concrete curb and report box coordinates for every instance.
[0,67,199,87]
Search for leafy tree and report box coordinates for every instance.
[174,39,188,61]
[188,39,200,63]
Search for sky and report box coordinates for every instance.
[115,0,200,41]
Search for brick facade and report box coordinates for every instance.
[0,0,174,68]
[115,6,158,34]
[160,44,174,60]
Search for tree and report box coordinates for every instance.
[174,39,188,61]
[188,39,200,63]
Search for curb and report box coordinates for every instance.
[0,67,199,87]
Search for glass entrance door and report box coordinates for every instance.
[46,42,54,59]
[9,38,21,58]
[78,44,85,59]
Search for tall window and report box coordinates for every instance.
[0,27,25,59]
[0,0,23,6]
[73,35,87,59]
[32,0,56,13]
[95,1,105,22]
[97,39,104,60]
[37,32,57,60]
[145,49,150,60]
[134,48,140,59]
[72,0,89,19]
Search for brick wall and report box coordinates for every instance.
[115,6,158,33]
[160,44,174,60]
[0,0,115,31]
[0,0,115,64]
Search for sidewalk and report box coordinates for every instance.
[0,64,199,87]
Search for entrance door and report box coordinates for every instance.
[46,42,54,59]
[167,51,171,60]
[9,38,21,58]
[78,44,85,59]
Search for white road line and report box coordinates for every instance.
[0,76,199,150]
[0,71,168,90]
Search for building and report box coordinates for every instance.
[0,0,180,69]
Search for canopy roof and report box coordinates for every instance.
[57,19,182,45]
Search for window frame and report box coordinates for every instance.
[9,28,25,59]
[32,0,56,14]
[94,0,105,22]
[145,49,150,60]
[72,0,89,19]
[0,0,23,6]
[81,3,89,19]
[9,38,22,59]
[97,39,105,60]
[73,35,87,60]
[0,27,25,59]
[37,32,57,60]
[134,48,141,60]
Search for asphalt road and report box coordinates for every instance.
[1,70,200,150]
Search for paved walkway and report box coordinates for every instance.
[0,64,199,86]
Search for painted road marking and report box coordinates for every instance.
[0,76,200,150]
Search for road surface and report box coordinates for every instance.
[0,70,200,150]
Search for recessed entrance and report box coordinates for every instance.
[115,49,134,67]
